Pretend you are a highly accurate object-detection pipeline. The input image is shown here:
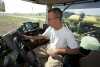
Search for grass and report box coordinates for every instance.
[0,15,46,35]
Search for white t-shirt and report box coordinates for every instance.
[42,26,79,49]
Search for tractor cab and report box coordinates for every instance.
[0,0,100,67]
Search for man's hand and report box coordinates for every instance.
[47,48,58,58]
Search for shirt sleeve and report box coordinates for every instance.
[65,27,79,49]
[42,26,51,38]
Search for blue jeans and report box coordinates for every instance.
[63,54,81,67]
[63,55,72,67]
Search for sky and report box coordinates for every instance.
[2,0,100,16]
[66,8,100,16]
[3,0,47,13]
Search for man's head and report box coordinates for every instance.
[48,8,63,29]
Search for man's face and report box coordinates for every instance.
[48,12,59,28]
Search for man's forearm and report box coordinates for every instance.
[56,48,79,55]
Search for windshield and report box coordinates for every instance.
[0,0,47,35]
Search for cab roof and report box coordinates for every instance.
[23,0,100,5]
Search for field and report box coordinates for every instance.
[0,15,46,35]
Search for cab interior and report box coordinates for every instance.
[0,0,100,67]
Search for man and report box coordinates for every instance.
[42,8,79,67]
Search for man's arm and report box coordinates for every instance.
[47,48,80,57]
[55,48,80,55]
